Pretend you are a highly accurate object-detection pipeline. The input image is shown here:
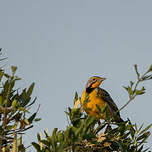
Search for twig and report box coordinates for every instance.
[3,77,12,128]
[7,125,33,135]
[119,95,135,112]
[36,104,41,114]
[65,107,70,126]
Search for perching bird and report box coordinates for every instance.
[81,76,123,123]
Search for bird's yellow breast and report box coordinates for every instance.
[81,89,108,119]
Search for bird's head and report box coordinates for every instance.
[85,76,106,89]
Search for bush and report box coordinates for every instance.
[0,49,151,152]
[0,49,40,151]
[32,64,152,152]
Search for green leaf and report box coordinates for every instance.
[130,126,135,139]
[0,96,3,105]
[37,133,41,141]
[138,145,144,152]
[3,99,7,105]
[12,99,17,108]
[4,73,10,78]
[6,125,14,131]
[57,131,64,142]
[69,127,76,140]
[40,139,50,147]
[82,133,95,140]
[137,131,150,141]
[73,91,78,104]
[130,81,134,88]
[123,86,128,92]
[136,90,145,95]
[142,148,150,152]
[34,118,41,122]
[52,128,58,137]
[141,75,152,81]
[0,70,4,82]
[123,86,133,95]
[11,66,17,76]
[139,123,152,135]
[18,107,29,113]
[137,123,144,134]
[27,82,35,98]
[136,87,145,95]
[138,133,150,147]
[44,130,49,137]
[128,87,133,95]
[14,76,21,81]
[18,144,26,152]
[147,64,152,72]
[0,57,7,62]
[28,113,37,123]
[134,64,140,80]
[51,128,58,150]
[26,97,37,107]
[31,142,41,151]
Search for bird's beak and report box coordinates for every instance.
[99,77,106,82]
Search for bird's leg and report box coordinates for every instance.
[94,121,101,134]
[104,120,112,133]
[94,120,107,134]
[98,120,101,126]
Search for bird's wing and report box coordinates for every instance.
[97,88,120,116]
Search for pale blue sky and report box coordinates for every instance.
[0,0,152,150]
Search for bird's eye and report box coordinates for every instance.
[92,78,96,81]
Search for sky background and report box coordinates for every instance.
[0,0,152,151]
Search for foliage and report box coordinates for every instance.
[0,49,40,151]
[0,48,151,152]
[32,64,152,152]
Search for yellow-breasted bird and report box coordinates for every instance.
[81,76,123,123]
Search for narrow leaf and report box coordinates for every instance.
[31,142,40,151]
[27,82,35,98]
[34,118,41,122]
[134,64,140,80]
[11,66,17,76]
[73,91,78,104]
[128,87,133,95]
[147,64,152,72]
[137,132,150,141]
[18,107,29,113]
[139,123,152,135]
[12,99,17,108]
[28,113,37,123]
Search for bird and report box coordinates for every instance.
[81,76,123,123]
